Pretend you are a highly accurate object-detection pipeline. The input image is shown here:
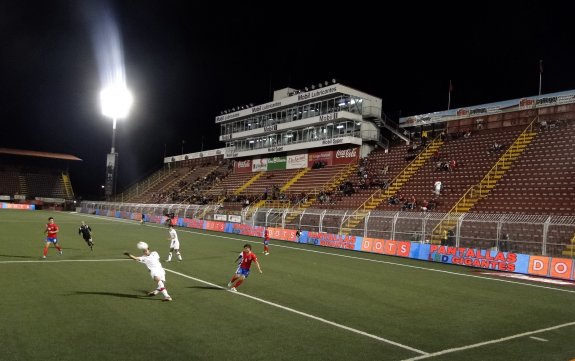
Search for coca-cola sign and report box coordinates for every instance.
[333,147,358,165]
[335,148,357,158]
[234,159,252,173]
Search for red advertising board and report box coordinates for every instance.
[362,238,411,257]
[205,221,225,232]
[307,149,333,167]
[234,159,252,173]
[183,218,204,229]
[332,147,359,165]
[267,227,298,242]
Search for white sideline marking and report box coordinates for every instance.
[402,321,575,360]
[0,259,128,264]
[72,213,575,295]
[529,336,548,342]
[165,268,428,356]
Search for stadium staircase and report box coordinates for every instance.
[61,172,74,199]
[213,171,265,204]
[244,168,310,220]
[284,163,357,224]
[431,118,538,244]
[121,167,173,202]
[339,137,444,235]
[18,175,27,195]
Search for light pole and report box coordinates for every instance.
[100,84,133,197]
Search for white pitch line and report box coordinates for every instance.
[529,336,548,342]
[402,321,575,360]
[165,268,428,356]
[0,251,428,356]
[71,213,575,295]
[0,259,129,264]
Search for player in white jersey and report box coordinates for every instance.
[166,223,182,262]
[124,242,172,301]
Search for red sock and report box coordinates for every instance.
[230,275,238,284]
[264,245,269,252]
[234,279,244,288]
[43,246,49,257]
[55,245,62,251]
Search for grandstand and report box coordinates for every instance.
[0,148,81,209]
[103,84,575,257]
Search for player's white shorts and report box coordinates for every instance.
[150,268,166,282]
[170,240,180,250]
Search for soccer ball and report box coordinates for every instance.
[137,241,149,250]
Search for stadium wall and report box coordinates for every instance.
[83,207,575,282]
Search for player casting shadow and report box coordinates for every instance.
[0,254,36,259]
[73,291,156,300]
[187,285,224,291]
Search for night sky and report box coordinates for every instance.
[1,1,574,199]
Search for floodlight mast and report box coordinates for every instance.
[100,84,133,197]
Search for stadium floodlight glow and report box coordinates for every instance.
[100,84,133,120]
[100,84,133,154]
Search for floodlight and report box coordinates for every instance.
[311,85,315,90]
[332,78,336,84]
[100,84,133,120]
[304,87,309,91]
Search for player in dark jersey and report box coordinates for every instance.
[78,221,94,251]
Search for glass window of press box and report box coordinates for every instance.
[220,94,364,135]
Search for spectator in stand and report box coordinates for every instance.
[441,229,448,246]
[449,159,457,172]
[447,230,456,247]
[434,180,442,196]
[499,233,510,252]
[420,199,429,212]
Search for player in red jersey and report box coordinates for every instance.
[263,228,270,255]
[43,217,63,259]
[227,244,262,292]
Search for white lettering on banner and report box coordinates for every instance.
[264,125,277,132]
[319,112,339,122]
[216,113,240,122]
[214,214,227,221]
[310,151,332,160]
[555,262,568,274]
[251,102,282,113]
[297,86,337,101]
[221,134,232,141]
[228,215,242,223]
[322,138,343,145]
[533,259,544,271]
[237,160,251,168]
[268,147,284,152]
[268,157,285,164]
[335,148,357,159]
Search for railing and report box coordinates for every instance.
[81,200,575,258]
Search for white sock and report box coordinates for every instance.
[177,252,182,260]
[157,280,169,297]
[167,252,172,261]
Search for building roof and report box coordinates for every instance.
[0,148,82,161]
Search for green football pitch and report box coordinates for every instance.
[1,209,574,361]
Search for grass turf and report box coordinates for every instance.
[1,209,575,360]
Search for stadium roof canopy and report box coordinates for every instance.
[0,148,82,161]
